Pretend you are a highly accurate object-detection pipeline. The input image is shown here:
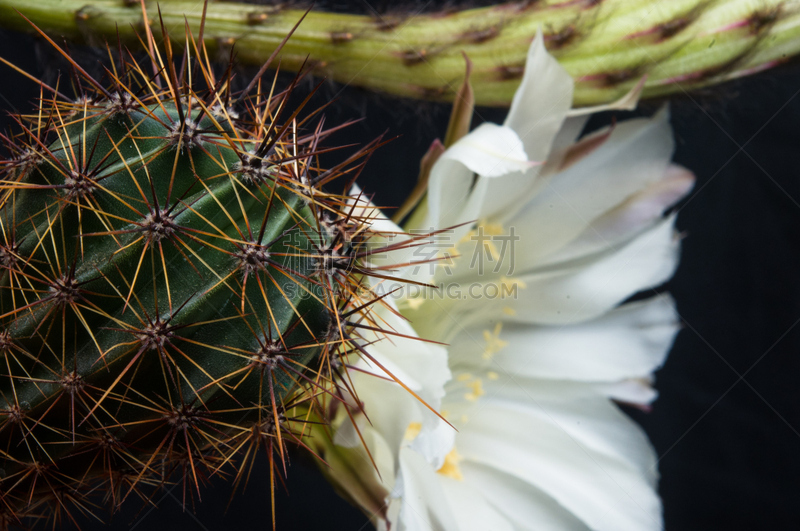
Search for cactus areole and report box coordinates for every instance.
[0,19,406,525]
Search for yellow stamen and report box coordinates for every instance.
[500,276,527,291]
[404,422,422,441]
[482,223,505,236]
[483,322,508,360]
[460,229,477,244]
[437,447,464,481]
[464,378,484,402]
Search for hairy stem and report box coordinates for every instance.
[0,0,798,106]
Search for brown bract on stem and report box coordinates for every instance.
[0,0,799,106]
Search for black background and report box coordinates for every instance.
[1,1,799,529]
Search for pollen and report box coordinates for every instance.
[482,223,505,236]
[464,378,485,402]
[437,447,464,481]
[500,276,527,294]
[404,422,422,441]
[483,322,508,360]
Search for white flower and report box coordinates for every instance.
[319,32,694,531]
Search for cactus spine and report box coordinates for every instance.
[0,15,409,527]
[0,0,799,106]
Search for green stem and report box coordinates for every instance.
[0,0,798,106]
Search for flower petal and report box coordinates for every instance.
[442,122,532,178]
[461,462,591,531]
[505,30,574,163]
[508,213,680,325]
[601,378,660,407]
[447,295,678,382]
[337,304,451,452]
[439,473,514,531]
[540,163,695,267]
[421,152,475,232]
[394,448,460,531]
[409,417,456,470]
[475,387,661,481]
[456,401,662,531]
[404,215,680,341]
[474,31,575,222]
[508,108,675,266]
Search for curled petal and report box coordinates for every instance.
[505,30,574,163]
[440,122,535,178]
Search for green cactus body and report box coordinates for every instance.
[0,30,379,521]
[1,0,799,106]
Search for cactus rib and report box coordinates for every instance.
[0,0,799,106]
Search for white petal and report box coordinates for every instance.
[409,417,456,470]
[566,75,647,116]
[601,379,659,406]
[395,448,459,531]
[364,306,450,407]
[508,108,675,266]
[530,114,591,187]
[474,167,540,223]
[405,215,680,340]
[462,462,591,531]
[505,30,574,164]
[422,152,475,232]
[334,377,419,454]
[541,163,694,267]
[420,121,532,234]
[338,304,451,452]
[447,295,678,382]
[476,390,660,482]
[439,474,514,531]
[456,402,662,531]
[476,31,575,221]
[509,214,680,325]
[442,122,533,178]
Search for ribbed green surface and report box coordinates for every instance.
[0,99,330,501]
[0,0,799,106]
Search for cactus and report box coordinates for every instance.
[0,13,414,528]
[0,0,799,106]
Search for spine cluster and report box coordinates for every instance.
[0,17,411,528]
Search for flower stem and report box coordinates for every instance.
[0,0,798,106]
